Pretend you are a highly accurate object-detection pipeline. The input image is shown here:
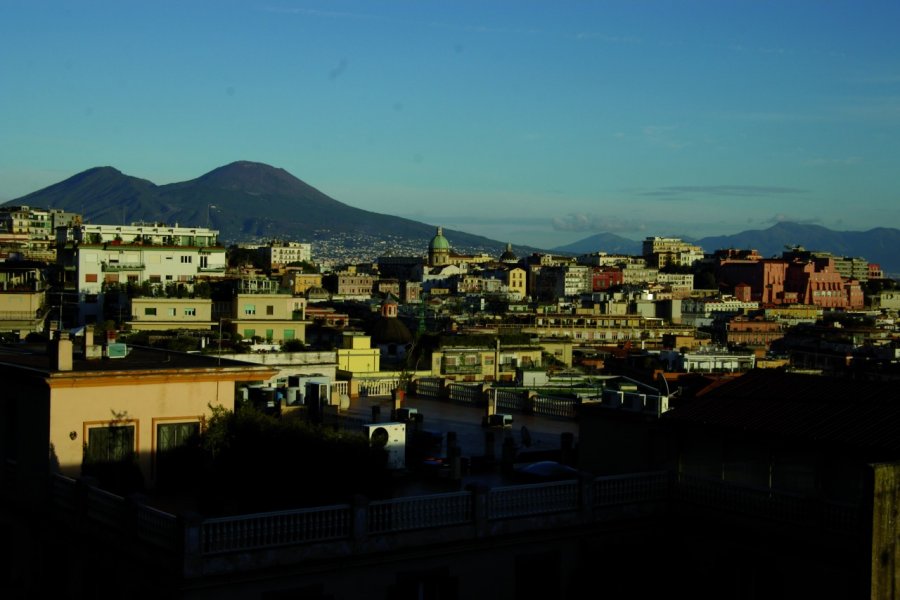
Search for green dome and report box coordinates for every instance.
[429,226,450,251]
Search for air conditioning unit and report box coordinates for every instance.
[488,413,513,427]
[363,422,406,470]
[395,407,418,422]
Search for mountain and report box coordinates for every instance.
[551,233,642,256]
[558,222,900,276]
[695,222,900,271]
[6,161,531,258]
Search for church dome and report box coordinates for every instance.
[500,242,518,263]
[429,226,450,251]
[372,314,413,345]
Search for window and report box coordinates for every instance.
[156,421,200,481]
[85,273,98,283]
[200,255,208,268]
[284,329,295,340]
[167,308,177,317]
[144,307,157,316]
[244,304,256,315]
[157,422,199,454]
[266,305,274,315]
[180,255,192,263]
[243,328,256,338]
[184,308,196,316]
[86,425,135,463]
[265,329,274,341]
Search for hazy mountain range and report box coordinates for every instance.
[553,223,900,276]
[5,161,898,275]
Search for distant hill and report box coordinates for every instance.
[551,233,642,256]
[558,222,900,276]
[5,161,534,258]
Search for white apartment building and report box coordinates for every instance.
[259,241,312,268]
[56,223,226,325]
[642,236,704,268]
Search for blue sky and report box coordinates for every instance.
[2,1,899,248]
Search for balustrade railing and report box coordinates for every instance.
[594,471,670,507]
[201,504,352,555]
[35,467,862,564]
[368,491,472,534]
[495,389,527,412]
[415,378,443,399]
[448,383,482,403]
[137,504,180,549]
[86,485,128,529]
[488,480,579,520]
[532,395,578,418]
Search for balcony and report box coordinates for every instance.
[101,262,145,272]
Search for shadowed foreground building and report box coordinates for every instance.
[1,357,898,598]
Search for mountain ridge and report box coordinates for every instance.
[554,222,900,276]
[6,161,536,258]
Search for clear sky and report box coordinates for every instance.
[2,0,899,248]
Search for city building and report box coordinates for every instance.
[127,297,215,332]
[0,330,274,490]
[55,223,226,325]
[642,236,704,268]
[257,240,312,268]
[0,261,49,337]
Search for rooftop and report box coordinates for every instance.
[0,342,271,377]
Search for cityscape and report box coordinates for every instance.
[0,202,898,598]
[2,1,899,599]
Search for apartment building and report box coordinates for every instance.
[0,262,48,336]
[230,292,308,344]
[127,297,215,332]
[642,236,704,268]
[258,240,312,268]
[56,223,226,325]
[0,205,80,260]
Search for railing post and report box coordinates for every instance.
[180,511,203,579]
[468,484,489,538]
[352,494,369,546]
[579,472,595,521]
[126,492,148,543]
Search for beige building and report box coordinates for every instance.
[127,297,214,331]
[284,272,323,296]
[0,331,274,490]
[0,263,48,335]
[231,293,308,344]
[430,344,543,383]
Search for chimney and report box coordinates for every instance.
[83,325,103,360]
[50,331,73,372]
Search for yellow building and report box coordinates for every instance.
[337,333,380,373]
[0,331,274,491]
[507,267,527,299]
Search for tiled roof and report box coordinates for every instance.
[663,369,900,456]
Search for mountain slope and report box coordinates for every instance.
[551,233,642,256]
[5,161,525,255]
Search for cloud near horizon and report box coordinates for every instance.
[552,214,647,233]
[641,185,807,198]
